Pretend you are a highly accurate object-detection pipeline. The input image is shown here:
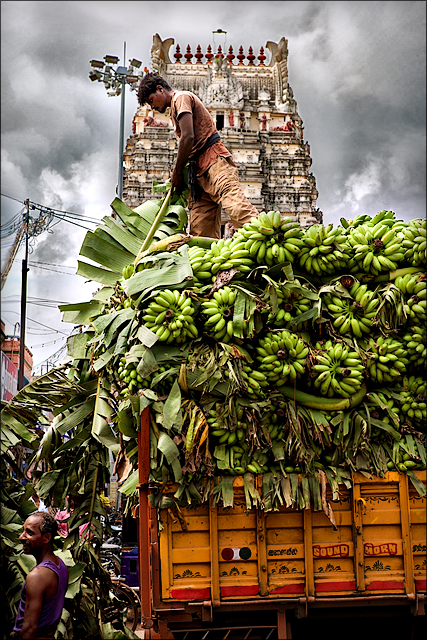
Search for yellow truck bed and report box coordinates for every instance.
[158,471,425,601]
[149,471,425,637]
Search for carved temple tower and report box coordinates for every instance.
[123,34,322,229]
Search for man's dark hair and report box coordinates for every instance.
[33,512,58,539]
[137,73,172,106]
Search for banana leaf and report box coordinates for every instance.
[66,332,94,360]
[163,380,182,431]
[122,248,193,299]
[406,470,426,497]
[59,300,104,325]
[76,260,121,286]
[79,230,135,273]
[211,475,235,508]
[96,215,143,255]
[117,469,139,497]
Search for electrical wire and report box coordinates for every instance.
[1,193,24,204]
[29,260,76,269]
[28,262,77,275]
[1,193,102,223]
[1,309,70,335]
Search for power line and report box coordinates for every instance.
[2,295,72,302]
[28,262,77,275]
[1,192,24,204]
[29,260,76,269]
[1,193,103,224]
[1,309,70,335]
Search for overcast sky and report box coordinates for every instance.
[1,1,426,371]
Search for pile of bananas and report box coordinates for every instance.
[361,335,408,383]
[200,286,237,342]
[298,223,347,276]
[344,211,405,275]
[236,211,304,266]
[394,272,426,324]
[266,280,313,327]
[322,280,379,337]
[400,218,426,266]
[143,289,198,343]
[310,340,364,398]
[402,325,426,368]
[256,330,308,385]
[398,376,426,428]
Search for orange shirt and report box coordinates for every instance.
[170,91,231,176]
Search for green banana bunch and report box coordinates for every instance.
[118,358,146,395]
[394,272,426,324]
[261,401,286,444]
[240,362,269,398]
[339,213,374,230]
[239,211,304,267]
[398,376,426,428]
[345,215,405,275]
[143,289,198,343]
[401,218,427,267]
[223,234,257,273]
[207,407,255,475]
[402,325,426,368]
[298,223,347,276]
[387,435,426,472]
[188,245,215,284]
[311,340,364,398]
[361,335,409,384]
[122,263,135,279]
[323,280,379,337]
[256,329,309,385]
[266,279,313,328]
[201,286,237,342]
[209,238,238,274]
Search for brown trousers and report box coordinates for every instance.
[188,156,259,238]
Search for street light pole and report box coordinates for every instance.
[117,42,127,201]
[18,199,29,390]
[89,43,143,203]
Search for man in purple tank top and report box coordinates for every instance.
[11,512,69,639]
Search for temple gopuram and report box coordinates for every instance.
[123,34,322,229]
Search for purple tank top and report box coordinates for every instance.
[13,558,69,632]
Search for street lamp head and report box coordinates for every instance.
[90,59,105,69]
[104,55,120,64]
[89,70,102,82]
[126,75,139,84]
[129,58,142,68]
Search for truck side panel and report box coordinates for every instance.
[157,471,426,603]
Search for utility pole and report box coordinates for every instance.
[18,200,29,390]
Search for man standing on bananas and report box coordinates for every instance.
[137,73,259,238]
